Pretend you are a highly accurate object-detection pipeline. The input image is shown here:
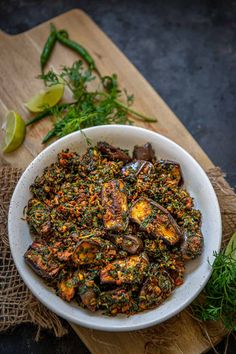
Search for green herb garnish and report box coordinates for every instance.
[193,232,236,331]
[26,60,157,143]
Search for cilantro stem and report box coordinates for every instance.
[96,92,157,123]
[25,109,51,127]
[114,100,157,123]
[25,102,76,126]
[42,129,57,143]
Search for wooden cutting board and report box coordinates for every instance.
[0,9,224,354]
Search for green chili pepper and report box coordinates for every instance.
[25,109,50,127]
[58,29,69,39]
[40,24,57,72]
[56,29,100,76]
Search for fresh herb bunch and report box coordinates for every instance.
[193,232,236,331]
[27,61,156,143]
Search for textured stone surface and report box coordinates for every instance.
[0,1,235,353]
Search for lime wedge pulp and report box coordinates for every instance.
[2,111,26,153]
[25,84,64,113]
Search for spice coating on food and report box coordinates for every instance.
[24,142,203,315]
[130,198,182,246]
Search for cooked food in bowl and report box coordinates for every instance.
[24,141,203,315]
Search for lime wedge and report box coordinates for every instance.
[25,84,64,112]
[2,111,26,153]
[225,232,236,260]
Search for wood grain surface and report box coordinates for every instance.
[0,9,223,354]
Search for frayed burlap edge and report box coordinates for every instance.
[0,165,235,348]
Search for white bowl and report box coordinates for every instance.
[8,125,222,331]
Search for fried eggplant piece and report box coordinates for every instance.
[100,253,149,285]
[130,198,182,246]
[121,235,143,254]
[102,179,128,231]
[143,239,185,285]
[121,160,154,178]
[143,239,184,282]
[26,198,51,236]
[58,277,76,302]
[57,271,98,308]
[114,235,143,254]
[24,240,61,280]
[133,143,155,161]
[77,274,98,312]
[99,289,133,315]
[181,230,203,260]
[97,141,131,162]
[139,269,174,310]
[156,160,183,186]
[139,278,162,310]
[110,234,143,254]
[72,237,116,266]
[80,288,97,312]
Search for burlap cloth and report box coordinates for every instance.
[0,165,235,341]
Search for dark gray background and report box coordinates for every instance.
[0,0,235,353]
